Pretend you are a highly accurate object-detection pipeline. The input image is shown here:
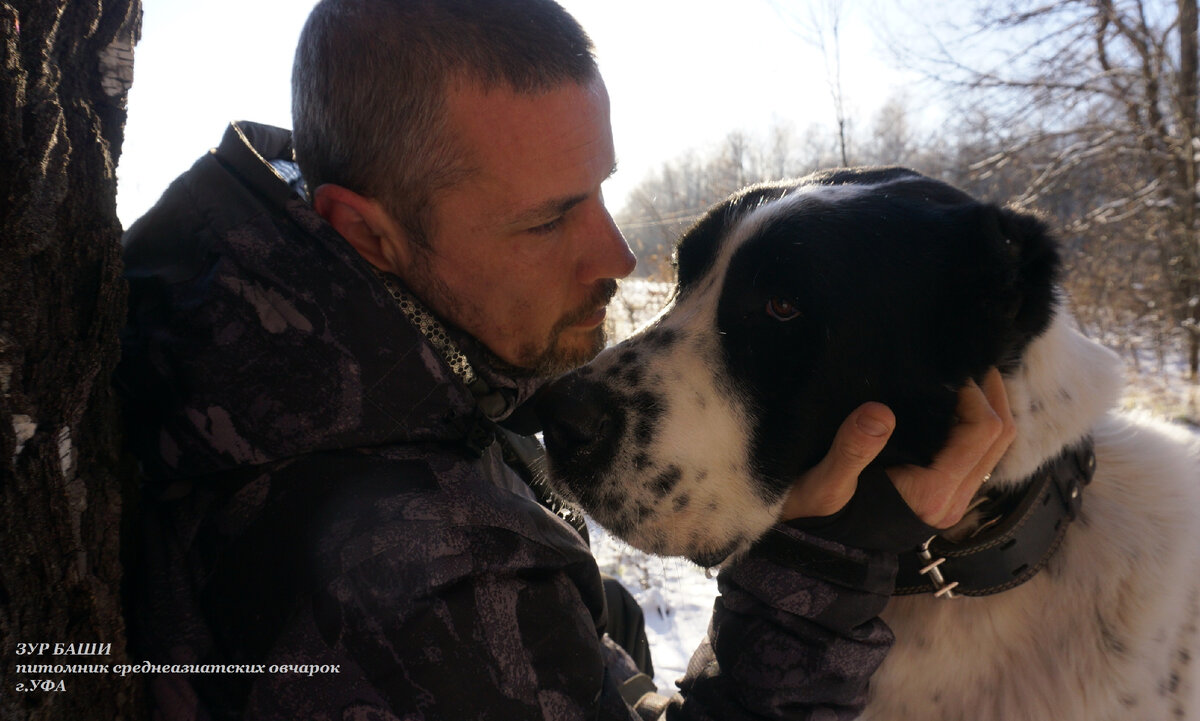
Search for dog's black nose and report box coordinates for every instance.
[535,374,622,461]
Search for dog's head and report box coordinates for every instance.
[536,167,1060,565]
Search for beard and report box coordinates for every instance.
[519,278,617,377]
[402,249,619,378]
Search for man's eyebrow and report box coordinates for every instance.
[507,163,619,227]
[510,194,589,227]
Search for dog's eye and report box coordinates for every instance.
[766,297,801,321]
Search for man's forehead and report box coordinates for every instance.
[438,77,616,224]
[442,75,611,158]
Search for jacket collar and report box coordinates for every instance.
[372,266,547,425]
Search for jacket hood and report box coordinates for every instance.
[118,121,547,483]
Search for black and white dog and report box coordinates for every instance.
[537,168,1200,719]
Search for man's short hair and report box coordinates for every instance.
[292,0,599,245]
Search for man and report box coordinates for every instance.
[117,0,1013,718]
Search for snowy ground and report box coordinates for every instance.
[588,517,716,693]
[593,279,1200,695]
[1118,356,1199,429]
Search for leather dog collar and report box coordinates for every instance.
[894,437,1097,598]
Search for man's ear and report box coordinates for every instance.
[311,184,411,273]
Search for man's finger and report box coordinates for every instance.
[931,373,1007,479]
[939,369,1017,521]
[889,368,1016,527]
[779,402,895,520]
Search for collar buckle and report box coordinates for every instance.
[915,537,959,599]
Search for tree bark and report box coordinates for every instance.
[1178,0,1200,380]
[1,1,141,718]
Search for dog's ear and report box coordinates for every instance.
[926,202,1060,384]
[877,201,1060,466]
[983,204,1061,350]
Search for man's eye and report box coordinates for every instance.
[528,218,562,235]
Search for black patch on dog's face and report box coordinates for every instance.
[714,170,1059,486]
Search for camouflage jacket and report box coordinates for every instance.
[117,121,898,720]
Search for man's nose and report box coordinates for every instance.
[579,203,636,283]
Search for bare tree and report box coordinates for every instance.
[771,0,853,165]
[1,2,142,718]
[614,124,827,276]
[895,0,1200,378]
[613,102,918,278]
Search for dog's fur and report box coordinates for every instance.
[537,167,1200,719]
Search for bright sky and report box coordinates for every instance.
[116,0,923,228]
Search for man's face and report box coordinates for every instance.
[398,76,636,376]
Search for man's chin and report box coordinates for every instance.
[528,325,607,377]
[488,323,607,379]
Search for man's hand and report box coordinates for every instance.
[779,368,1016,529]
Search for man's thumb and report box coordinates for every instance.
[780,403,896,520]
[831,402,895,472]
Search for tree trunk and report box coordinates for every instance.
[1190,328,1199,381]
[1176,0,1200,381]
[1,1,141,719]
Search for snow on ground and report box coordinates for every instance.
[595,278,1199,695]
[587,516,716,694]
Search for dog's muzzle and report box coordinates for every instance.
[535,374,623,498]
